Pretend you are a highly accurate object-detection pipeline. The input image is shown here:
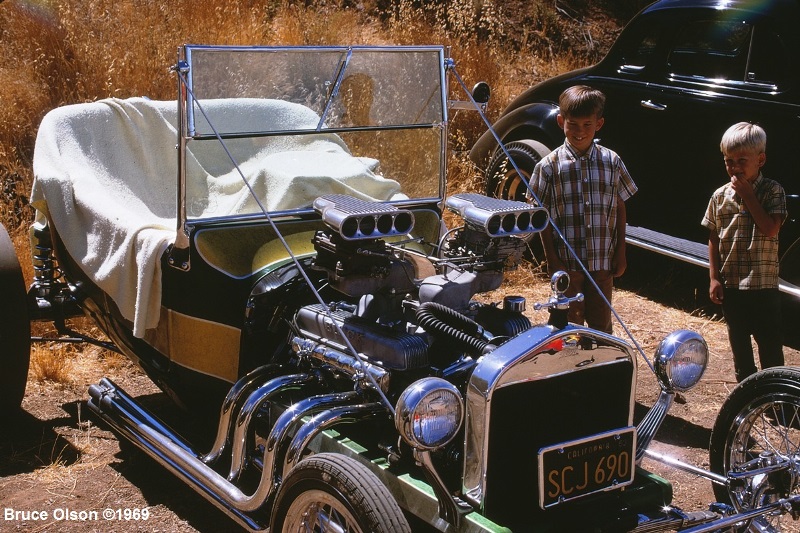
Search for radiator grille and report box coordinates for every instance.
[483,359,634,528]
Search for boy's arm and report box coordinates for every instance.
[733,177,783,236]
[708,231,724,304]
[540,225,566,274]
[531,160,566,273]
[612,195,627,277]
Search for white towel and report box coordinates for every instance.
[31,97,400,337]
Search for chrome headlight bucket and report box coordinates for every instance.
[654,330,708,392]
[395,377,463,451]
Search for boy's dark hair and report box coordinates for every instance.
[559,85,605,119]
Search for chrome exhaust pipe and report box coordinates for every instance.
[284,402,388,474]
[204,364,284,465]
[261,391,361,482]
[87,377,388,530]
[227,373,317,482]
[87,378,268,531]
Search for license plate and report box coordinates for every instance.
[538,427,636,509]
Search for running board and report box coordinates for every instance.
[627,225,800,299]
[626,225,708,267]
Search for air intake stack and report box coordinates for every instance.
[311,195,418,297]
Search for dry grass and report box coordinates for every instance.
[0,0,646,384]
[0,0,637,226]
[29,344,75,384]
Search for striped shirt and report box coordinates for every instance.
[701,173,786,289]
[531,141,637,271]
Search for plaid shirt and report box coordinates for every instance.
[531,142,637,271]
[701,173,786,289]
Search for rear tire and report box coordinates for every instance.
[0,224,31,415]
[271,453,411,533]
[485,139,552,202]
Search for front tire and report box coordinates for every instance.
[485,139,551,202]
[271,453,411,533]
[709,366,800,531]
[0,224,31,415]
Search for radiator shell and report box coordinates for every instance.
[463,325,637,526]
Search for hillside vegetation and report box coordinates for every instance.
[0,0,648,234]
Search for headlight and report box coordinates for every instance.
[395,377,463,451]
[654,330,708,392]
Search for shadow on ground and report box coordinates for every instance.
[620,248,800,349]
[617,247,718,317]
[0,408,82,477]
[109,452,242,533]
[91,391,245,532]
[634,402,712,450]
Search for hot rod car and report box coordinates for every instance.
[2,44,800,532]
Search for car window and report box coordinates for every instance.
[746,27,788,87]
[667,19,752,81]
[616,21,661,73]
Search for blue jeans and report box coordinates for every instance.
[721,287,784,382]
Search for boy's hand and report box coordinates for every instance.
[730,175,755,200]
[709,279,724,304]
[612,248,627,277]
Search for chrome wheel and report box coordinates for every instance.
[710,367,800,532]
[283,490,362,532]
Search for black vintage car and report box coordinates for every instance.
[470,0,800,343]
[1,44,800,532]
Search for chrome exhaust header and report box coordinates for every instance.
[87,377,385,531]
[88,378,268,531]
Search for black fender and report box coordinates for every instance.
[779,236,800,347]
[782,194,800,252]
[0,222,31,414]
[469,102,564,168]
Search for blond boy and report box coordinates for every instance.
[702,122,786,382]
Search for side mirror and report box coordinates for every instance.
[471,82,491,104]
[448,81,491,112]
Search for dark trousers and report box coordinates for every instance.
[564,270,614,334]
[721,287,784,382]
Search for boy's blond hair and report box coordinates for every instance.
[558,85,605,119]
[720,122,766,154]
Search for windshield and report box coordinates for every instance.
[179,46,447,220]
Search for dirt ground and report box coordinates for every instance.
[1,252,799,533]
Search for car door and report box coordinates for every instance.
[652,13,800,247]
[585,7,800,248]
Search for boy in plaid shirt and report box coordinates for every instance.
[531,85,637,333]
[702,122,787,382]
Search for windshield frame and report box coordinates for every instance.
[172,44,448,247]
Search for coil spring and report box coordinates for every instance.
[31,224,59,286]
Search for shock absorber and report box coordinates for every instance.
[27,221,116,350]
[30,220,58,297]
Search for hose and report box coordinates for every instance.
[415,302,491,356]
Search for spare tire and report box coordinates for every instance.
[485,139,552,203]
